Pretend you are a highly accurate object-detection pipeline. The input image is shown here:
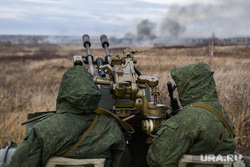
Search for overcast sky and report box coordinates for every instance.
[0,0,250,38]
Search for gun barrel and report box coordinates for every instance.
[82,34,94,76]
[82,34,91,55]
[100,34,111,62]
[87,55,94,76]
[96,57,106,78]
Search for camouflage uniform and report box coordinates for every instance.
[147,62,236,167]
[9,66,129,167]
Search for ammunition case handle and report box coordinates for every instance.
[167,81,179,114]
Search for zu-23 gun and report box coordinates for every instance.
[73,34,179,137]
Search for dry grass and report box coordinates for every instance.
[0,44,249,155]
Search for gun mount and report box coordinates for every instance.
[73,34,168,135]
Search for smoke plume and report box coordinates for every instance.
[160,19,186,38]
[136,19,156,39]
[115,0,250,46]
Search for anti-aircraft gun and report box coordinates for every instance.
[72,34,174,166]
[0,34,181,167]
[3,34,248,167]
[74,34,168,137]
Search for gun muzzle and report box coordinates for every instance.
[100,34,109,48]
[82,34,91,48]
[100,34,111,63]
[82,34,94,76]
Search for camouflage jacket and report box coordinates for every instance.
[147,62,236,167]
[9,66,129,167]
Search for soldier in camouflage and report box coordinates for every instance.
[147,62,236,167]
[9,66,129,167]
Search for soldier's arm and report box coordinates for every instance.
[9,129,42,167]
[147,121,195,167]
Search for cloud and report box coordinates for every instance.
[18,0,62,4]
[0,0,249,37]
[138,0,195,5]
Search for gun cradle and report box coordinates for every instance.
[75,34,169,135]
[91,49,168,135]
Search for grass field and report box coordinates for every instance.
[0,43,249,155]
